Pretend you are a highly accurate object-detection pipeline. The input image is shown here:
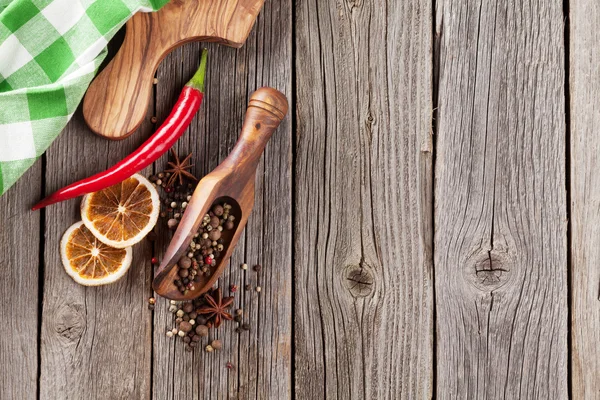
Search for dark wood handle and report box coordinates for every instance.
[221,87,289,172]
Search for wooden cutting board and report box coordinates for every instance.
[82,0,265,140]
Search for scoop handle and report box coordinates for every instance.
[221,88,289,172]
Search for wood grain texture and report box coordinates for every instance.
[570,0,600,398]
[0,164,41,400]
[83,0,265,140]
[295,0,433,398]
[152,0,292,397]
[39,112,154,399]
[434,1,567,398]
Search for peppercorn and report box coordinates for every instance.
[176,309,184,317]
[235,309,243,316]
[211,340,222,350]
[210,216,220,228]
[230,284,238,293]
[148,297,156,305]
[256,286,262,292]
[179,321,193,333]
[178,330,186,337]
[189,311,197,319]
[183,303,194,313]
[245,284,251,291]
[241,263,248,270]
[209,230,221,241]
[151,257,158,264]
[192,335,201,342]
[205,345,214,352]
[178,269,189,278]
[179,257,192,269]
[253,264,262,272]
[224,221,234,230]
[226,362,234,371]
[183,336,191,344]
[212,205,224,216]
[195,325,209,337]
[167,218,178,230]
[166,331,173,338]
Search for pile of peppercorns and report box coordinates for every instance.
[174,202,236,294]
[148,174,195,230]
[161,292,234,353]
[164,299,219,352]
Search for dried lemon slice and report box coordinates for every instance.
[81,173,159,248]
[61,221,132,286]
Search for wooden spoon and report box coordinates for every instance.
[152,87,288,300]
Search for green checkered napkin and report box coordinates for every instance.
[0,0,169,196]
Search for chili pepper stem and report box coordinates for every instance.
[186,49,208,92]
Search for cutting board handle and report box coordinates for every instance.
[83,0,265,140]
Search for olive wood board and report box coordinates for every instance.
[82,0,265,140]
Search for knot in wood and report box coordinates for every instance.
[344,264,374,298]
[54,304,86,340]
[466,250,513,292]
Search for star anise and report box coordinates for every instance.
[198,288,234,327]
[165,149,198,187]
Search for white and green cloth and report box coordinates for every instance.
[0,0,168,195]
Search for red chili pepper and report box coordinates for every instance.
[32,49,209,211]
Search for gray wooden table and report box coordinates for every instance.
[1,0,599,398]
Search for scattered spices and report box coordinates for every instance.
[205,344,214,352]
[241,263,248,270]
[253,264,262,272]
[230,284,238,293]
[165,287,237,352]
[256,286,262,293]
[148,297,156,305]
[198,288,234,327]
[226,362,234,371]
[32,49,209,210]
[245,284,251,291]
[165,150,198,187]
[195,325,209,337]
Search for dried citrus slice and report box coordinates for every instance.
[61,221,132,286]
[81,173,160,248]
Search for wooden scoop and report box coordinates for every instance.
[152,87,288,300]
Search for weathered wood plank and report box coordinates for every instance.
[0,164,41,400]
[39,112,154,399]
[434,1,567,398]
[151,1,293,398]
[294,0,433,398]
[570,1,600,397]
